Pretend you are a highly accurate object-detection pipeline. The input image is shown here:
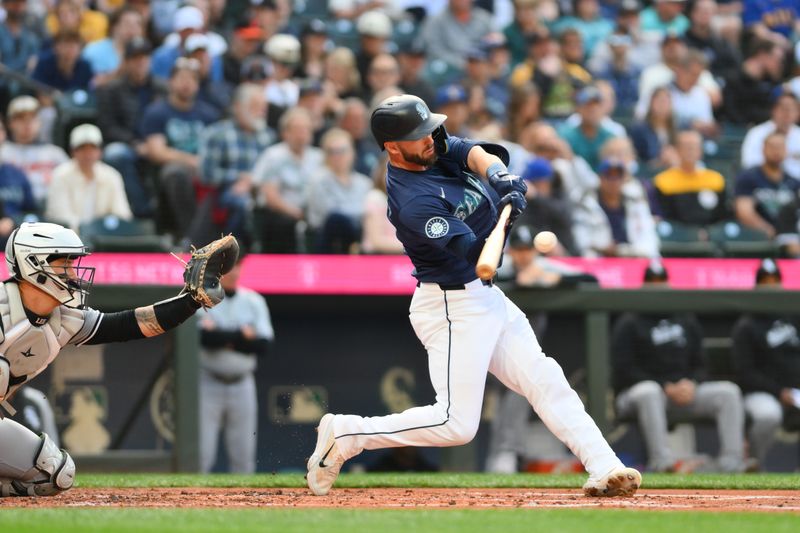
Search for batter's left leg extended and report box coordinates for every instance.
[487,292,640,496]
[0,418,75,497]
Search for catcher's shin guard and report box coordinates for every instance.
[0,424,75,497]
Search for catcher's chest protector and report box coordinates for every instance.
[0,282,89,405]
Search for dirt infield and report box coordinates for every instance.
[2,488,799,512]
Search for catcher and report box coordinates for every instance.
[0,222,238,497]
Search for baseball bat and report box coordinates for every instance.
[475,204,512,281]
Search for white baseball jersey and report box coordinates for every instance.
[0,281,100,413]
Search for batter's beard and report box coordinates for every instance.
[399,146,438,167]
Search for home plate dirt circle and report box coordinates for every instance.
[2,488,799,512]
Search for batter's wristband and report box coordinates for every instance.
[486,162,507,180]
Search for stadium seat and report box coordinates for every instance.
[707,221,776,258]
[656,220,718,257]
[79,216,170,252]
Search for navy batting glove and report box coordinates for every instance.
[487,163,527,197]
[498,191,527,223]
[433,125,449,154]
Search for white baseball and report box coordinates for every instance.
[534,231,558,254]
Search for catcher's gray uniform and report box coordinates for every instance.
[198,287,273,473]
[0,281,101,496]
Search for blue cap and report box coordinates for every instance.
[575,85,602,106]
[466,47,489,62]
[434,84,468,108]
[597,158,626,175]
[522,158,554,182]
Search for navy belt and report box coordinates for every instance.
[416,279,493,290]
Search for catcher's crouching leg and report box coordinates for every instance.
[0,418,75,497]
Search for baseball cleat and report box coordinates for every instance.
[306,414,345,496]
[583,467,641,497]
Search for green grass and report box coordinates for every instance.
[73,472,800,491]
[2,509,799,533]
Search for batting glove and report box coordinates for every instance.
[498,191,527,223]
[488,163,527,198]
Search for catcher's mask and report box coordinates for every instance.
[6,222,95,309]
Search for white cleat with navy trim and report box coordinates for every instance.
[583,467,642,497]
[306,414,345,496]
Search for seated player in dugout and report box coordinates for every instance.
[0,223,237,497]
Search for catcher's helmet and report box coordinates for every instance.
[5,222,94,308]
[370,95,446,150]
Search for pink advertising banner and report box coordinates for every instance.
[2,254,797,294]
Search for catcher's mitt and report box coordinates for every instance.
[180,235,240,308]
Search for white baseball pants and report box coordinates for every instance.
[331,280,623,479]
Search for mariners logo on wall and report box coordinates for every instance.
[416,102,428,121]
[425,217,449,238]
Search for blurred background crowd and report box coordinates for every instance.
[0,0,799,258]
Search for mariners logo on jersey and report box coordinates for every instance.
[454,189,483,220]
[425,217,449,238]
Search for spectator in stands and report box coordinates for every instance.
[0,118,36,226]
[723,39,785,125]
[185,33,232,113]
[684,0,741,82]
[253,107,323,253]
[337,97,380,178]
[0,96,68,209]
[741,93,800,180]
[510,31,593,120]
[653,130,728,226]
[0,0,42,75]
[521,121,599,201]
[612,262,747,473]
[31,30,93,92]
[628,87,680,175]
[573,158,660,257]
[361,163,403,254]
[558,85,620,171]
[505,82,540,143]
[776,192,800,257]
[640,0,690,36]
[160,0,228,58]
[517,157,577,255]
[355,10,393,89]
[323,47,364,102]
[151,5,223,82]
[742,0,798,45]
[297,79,330,142]
[564,80,627,138]
[365,53,401,104]
[82,6,144,85]
[482,32,511,85]
[462,47,508,127]
[263,33,301,114]
[420,0,493,71]
[734,132,800,239]
[636,33,722,120]
[396,41,435,109]
[96,37,165,218]
[590,29,641,114]
[557,27,586,69]
[503,0,549,67]
[46,124,132,232]
[306,128,372,253]
[140,57,220,242]
[199,84,275,246]
[297,18,328,81]
[732,259,800,467]
[46,0,108,44]
[221,23,264,86]
[434,84,471,138]
[588,0,661,74]
[249,0,283,44]
[669,50,718,137]
[552,0,613,54]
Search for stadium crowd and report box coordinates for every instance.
[0,0,799,257]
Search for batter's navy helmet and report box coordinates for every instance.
[370,95,447,150]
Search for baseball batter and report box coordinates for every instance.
[306,95,641,497]
[0,223,237,497]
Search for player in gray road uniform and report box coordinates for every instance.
[198,255,273,473]
[0,222,232,497]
